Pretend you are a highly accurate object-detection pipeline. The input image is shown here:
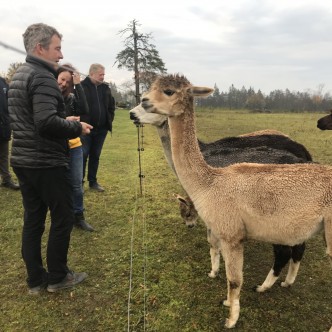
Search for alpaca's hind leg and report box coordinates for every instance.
[221,241,244,329]
[322,218,332,332]
[255,244,291,292]
[207,229,221,278]
[324,218,332,265]
[323,217,332,332]
[281,242,305,287]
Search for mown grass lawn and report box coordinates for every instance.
[0,109,331,331]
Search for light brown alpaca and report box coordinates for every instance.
[141,74,332,329]
[130,105,309,291]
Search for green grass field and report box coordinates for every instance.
[1,109,331,331]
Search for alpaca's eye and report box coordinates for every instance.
[164,89,175,96]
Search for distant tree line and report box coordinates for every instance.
[1,18,331,112]
[197,83,332,112]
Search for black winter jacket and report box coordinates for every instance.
[80,77,115,132]
[0,77,11,141]
[8,55,82,168]
[64,83,89,117]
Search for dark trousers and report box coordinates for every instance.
[13,166,74,288]
[80,128,108,185]
[0,140,12,183]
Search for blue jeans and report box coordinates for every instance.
[80,128,108,185]
[69,146,84,215]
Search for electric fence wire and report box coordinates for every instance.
[0,40,128,92]
[140,125,148,332]
[137,124,145,195]
[127,123,148,331]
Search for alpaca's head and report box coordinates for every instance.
[175,194,199,228]
[129,104,167,127]
[317,109,332,130]
[141,74,213,117]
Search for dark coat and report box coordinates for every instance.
[0,77,11,141]
[64,83,89,117]
[80,77,115,132]
[8,55,82,168]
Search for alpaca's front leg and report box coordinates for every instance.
[209,246,220,278]
[255,269,279,292]
[226,298,240,329]
[256,244,296,292]
[281,243,305,288]
[281,260,301,287]
[207,229,221,278]
[221,241,244,329]
[223,281,231,307]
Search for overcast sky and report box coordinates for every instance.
[1,0,332,94]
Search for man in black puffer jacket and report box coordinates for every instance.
[0,76,19,189]
[8,23,92,295]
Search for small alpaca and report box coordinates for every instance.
[130,105,310,289]
[140,74,332,329]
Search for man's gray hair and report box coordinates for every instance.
[23,23,62,53]
[89,63,105,75]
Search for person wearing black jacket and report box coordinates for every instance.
[8,23,92,295]
[80,63,115,192]
[0,76,19,190]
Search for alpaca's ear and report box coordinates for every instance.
[191,86,214,97]
[174,193,189,206]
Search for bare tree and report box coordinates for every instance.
[114,19,167,105]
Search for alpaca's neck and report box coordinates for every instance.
[168,107,214,199]
[156,122,176,174]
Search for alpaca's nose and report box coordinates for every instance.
[141,97,148,102]
[129,112,137,121]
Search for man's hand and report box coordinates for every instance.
[81,122,93,135]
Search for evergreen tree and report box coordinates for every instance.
[114,19,167,105]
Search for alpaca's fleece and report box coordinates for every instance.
[139,73,332,329]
